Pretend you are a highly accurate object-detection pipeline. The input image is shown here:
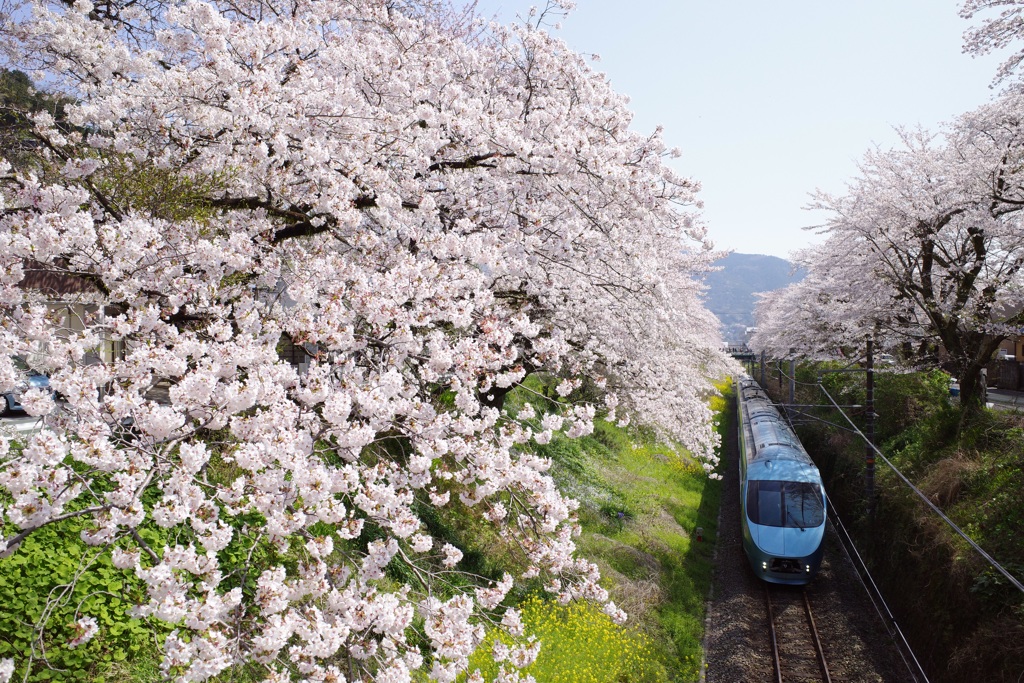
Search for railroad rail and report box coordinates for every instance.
[765,585,831,683]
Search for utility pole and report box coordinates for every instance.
[789,355,796,407]
[760,350,766,385]
[866,337,876,518]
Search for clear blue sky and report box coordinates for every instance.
[471,0,1005,259]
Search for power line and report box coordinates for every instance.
[769,362,821,387]
[784,408,862,435]
[818,384,1024,595]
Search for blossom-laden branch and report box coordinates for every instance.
[0,0,731,680]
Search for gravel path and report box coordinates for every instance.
[703,395,911,683]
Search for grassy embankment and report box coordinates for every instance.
[0,380,727,682]
[764,365,1024,683]
[455,383,726,682]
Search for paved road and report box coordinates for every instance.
[987,388,1024,410]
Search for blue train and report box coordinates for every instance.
[736,375,826,585]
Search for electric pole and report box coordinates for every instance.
[866,337,876,518]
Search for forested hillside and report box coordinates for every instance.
[703,253,804,342]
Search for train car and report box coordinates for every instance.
[736,375,826,585]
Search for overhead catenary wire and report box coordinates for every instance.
[771,363,822,387]
[770,355,906,388]
[818,384,1024,595]
[784,408,863,435]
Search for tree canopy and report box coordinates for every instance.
[751,8,1024,413]
[0,0,730,679]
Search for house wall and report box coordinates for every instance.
[47,303,123,364]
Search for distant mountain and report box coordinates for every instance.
[702,253,804,343]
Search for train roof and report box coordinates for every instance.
[737,376,813,465]
[746,449,821,481]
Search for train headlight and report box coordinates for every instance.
[805,565,811,573]
[761,561,768,572]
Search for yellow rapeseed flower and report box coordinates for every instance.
[461,597,666,683]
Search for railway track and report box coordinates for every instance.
[765,584,832,683]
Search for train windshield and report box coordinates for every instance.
[746,480,824,528]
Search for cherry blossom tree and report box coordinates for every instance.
[755,3,1024,413]
[753,102,1024,413]
[0,0,729,679]
[750,241,893,362]
[962,0,1024,84]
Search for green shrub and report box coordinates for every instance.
[0,518,163,682]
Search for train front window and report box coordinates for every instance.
[746,480,824,528]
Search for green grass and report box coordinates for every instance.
[575,427,720,681]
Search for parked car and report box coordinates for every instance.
[2,356,51,417]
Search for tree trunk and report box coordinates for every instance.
[953,337,1003,429]
[958,362,986,413]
